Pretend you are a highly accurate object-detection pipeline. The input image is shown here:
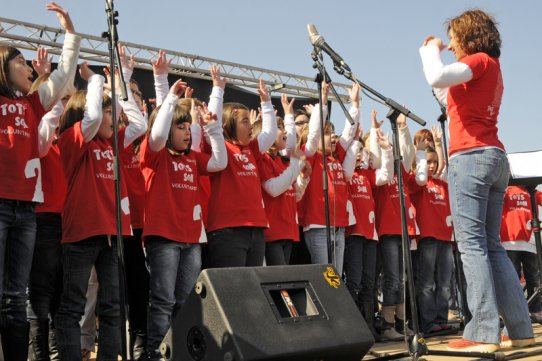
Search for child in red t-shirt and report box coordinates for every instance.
[411,145,454,334]
[500,186,542,321]
[141,71,227,358]
[344,127,393,339]
[205,79,277,268]
[0,4,80,358]
[298,82,360,277]
[55,63,146,359]
[254,94,311,265]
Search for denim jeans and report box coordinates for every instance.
[344,235,377,304]
[265,240,293,266]
[416,237,453,332]
[0,199,36,359]
[507,250,541,313]
[80,267,98,353]
[145,236,201,359]
[449,148,533,343]
[379,235,403,306]
[304,228,345,275]
[206,227,265,268]
[54,236,120,361]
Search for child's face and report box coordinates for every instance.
[170,122,191,151]
[274,123,287,151]
[294,114,309,138]
[98,106,114,139]
[234,109,252,146]
[8,54,33,94]
[319,129,335,155]
[427,152,438,177]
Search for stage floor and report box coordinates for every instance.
[88,318,542,360]
[365,319,542,361]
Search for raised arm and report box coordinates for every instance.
[38,3,81,110]
[38,101,64,157]
[397,113,415,172]
[339,82,361,150]
[419,37,472,88]
[152,50,171,107]
[373,129,394,186]
[79,63,105,143]
[304,82,329,157]
[281,94,297,156]
[201,110,227,172]
[149,79,187,152]
[256,79,278,153]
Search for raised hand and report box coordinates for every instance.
[169,78,188,97]
[355,124,363,142]
[371,109,383,129]
[281,93,295,115]
[79,62,95,82]
[349,82,360,108]
[190,99,203,124]
[376,128,391,150]
[184,87,194,99]
[431,125,443,144]
[118,43,135,72]
[322,81,329,105]
[423,36,446,51]
[152,50,171,75]
[210,64,226,89]
[46,3,75,34]
[397,112,407,129]
[32,47,52,76]
[201,110,218,127]
[103,66,121,92]
[257,78,270,102]
[300,157,312,179]
[303,104,314,116]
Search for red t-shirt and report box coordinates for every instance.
[0,93,46,202]
[140,138,210,243]
[373,165,418,236]
[448,52,505,155]
[198,175,211,229]
[206,139,268,232]
[59,122,132,243]
[36,143,66,213]
[258,153,299,242]
[411,177,453,241]
[500,186,535,242]
[299,144,349,228]
[345,168,378,240]
[119,131,145,229]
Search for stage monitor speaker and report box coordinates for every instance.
[160,264,374,361]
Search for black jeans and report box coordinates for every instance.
[343,235,377,304]
[507,250,541,313]
[55,236,120,361]
[28,212,63,360]
[265,240,293,266]
[207,227,265,268]
[123,229,149,340]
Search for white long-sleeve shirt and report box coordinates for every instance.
[38,101,64,157]
[262,156,301,197]
[153,72,169,107]
[257,100,278,153]
[304,104,328,157]
[81,75,105,142]
[38,33,81,111]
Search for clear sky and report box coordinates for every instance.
[3,0,540,154]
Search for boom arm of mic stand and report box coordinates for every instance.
[342,71,427,127]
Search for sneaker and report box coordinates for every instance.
[447,339,499,353]
[500,334,536,348]
[380,327,403,341]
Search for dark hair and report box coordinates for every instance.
[0,46,23,99]
[222,102,249,142]
[147,101,192,152]
[446,9,501,58]
[59,90,113,135]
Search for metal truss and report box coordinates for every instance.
[0,16,351,102]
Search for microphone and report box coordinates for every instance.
[307,24,351,72]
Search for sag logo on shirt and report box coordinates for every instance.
[1,103,29,129]
[172,162,195,183]
[233,153,256,172]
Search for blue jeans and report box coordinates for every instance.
[54,236,120,361]
[344,235,377,304]
[304,228,345,275]
[380,235,404,306]
[416,238,453,332]
[449,148,533,343]
[145,236,201,359]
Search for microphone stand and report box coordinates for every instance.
[311,47,334,267]
[434,95,471,329]
[102,0,131,359]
